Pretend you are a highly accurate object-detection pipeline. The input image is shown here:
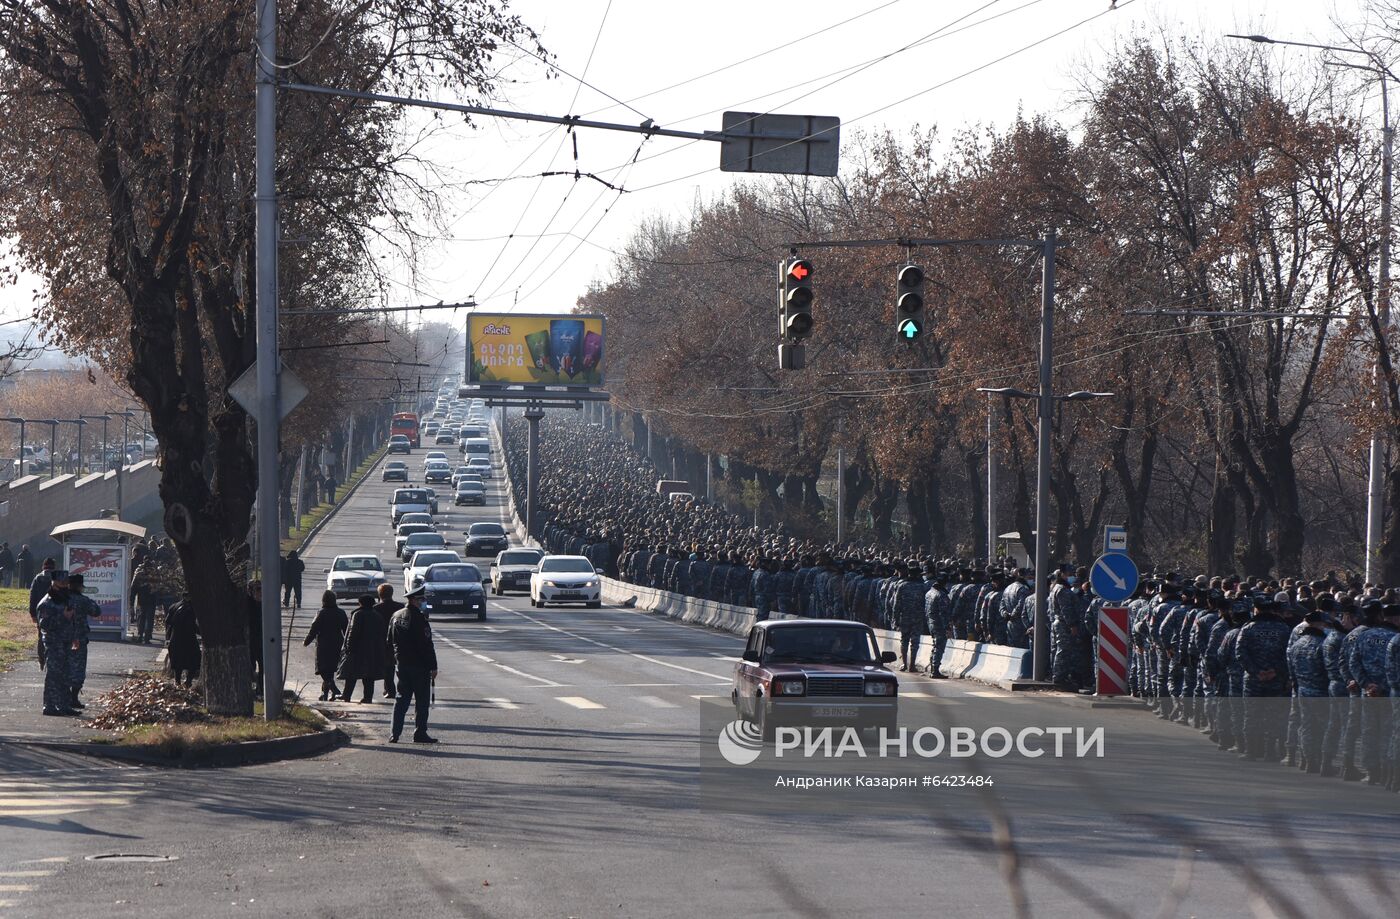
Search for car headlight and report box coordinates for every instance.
[772,679,805,696]
[582,579,598,588]
[864,681,896,696]
[542,580,559,588]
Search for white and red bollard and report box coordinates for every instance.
[1096,605,1130,696]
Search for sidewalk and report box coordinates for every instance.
[0,637,165,745]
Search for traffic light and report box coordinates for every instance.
[782,257,814,341]
[896,262,924,342]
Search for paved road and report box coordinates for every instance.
[3,438,1399,918]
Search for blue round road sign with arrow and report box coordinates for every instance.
[1091,552,1139,604]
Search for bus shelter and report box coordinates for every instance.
[50,519,147,641]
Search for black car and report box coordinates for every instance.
[382,460,409,482]
[455,482,486,506]
[464,522,509,556]
[435,433,456,446]
[424,463,452,484]
[388,435,411,455]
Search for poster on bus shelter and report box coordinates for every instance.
[63,544,128,637]
[468,313,605,387]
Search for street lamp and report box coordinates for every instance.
[1,418,25,477]
[55,419,86,475]
[114,410,135,520]
[1228,31,1394,583]
[977,386,1115,683]
[34,420,58,478]
[81,414,111,471]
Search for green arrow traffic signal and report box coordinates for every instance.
[898,317,922,341]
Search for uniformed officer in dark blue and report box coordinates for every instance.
[1287,608,1330,773]
[1236,593,1291,761]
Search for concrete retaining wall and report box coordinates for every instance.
[1,461,161,559]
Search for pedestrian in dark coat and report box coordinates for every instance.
[0,542,13,588]
[16,545,35,592]
[373,583,404,699]
[387,585,439,744]
[304,590,348,700]
[338,595,386,703]
[164,595,201,687]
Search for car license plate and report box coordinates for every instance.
[813,706,858,718]
[556,591,582,599]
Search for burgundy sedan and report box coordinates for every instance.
[732,619,899,738]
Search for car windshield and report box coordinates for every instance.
[412,551,459,567]
[405,533,446,547]
[394,490,428,503]
[427,564,482,583]
[499,550,543,566]
[541,558,594,573]
[427,462,450,469]
[468,458,490,466]
[457,483,482,492]
[389,436,408,442]
[397,524,432,536]
[400,513,431,524]
[469,523,505,536]
[333,557,382,572]
[763,626,878,664]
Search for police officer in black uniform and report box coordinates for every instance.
[388,585,439,744]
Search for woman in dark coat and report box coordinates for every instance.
[304,590,348,700]
[164,593,201,688]
[337,595,385,703]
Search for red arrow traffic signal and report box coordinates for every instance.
[787,260,811,282]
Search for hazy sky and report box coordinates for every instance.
[0,0,1374,339]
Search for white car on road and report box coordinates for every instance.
[325,554,387,600]
[403,549,462,593]
[530,555,602,608]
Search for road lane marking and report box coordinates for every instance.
[485,698,519,710]
[0,872,52,878]
[438,635,562,687]
[0,886,33,893]
[691,694,722,700]
[556,696,604,710]
[500,608,731,681]
[637,695,678,709]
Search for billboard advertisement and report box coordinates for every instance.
[64,544,129,636]
[467,313,605,387]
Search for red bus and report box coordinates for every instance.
[390,412,420,448]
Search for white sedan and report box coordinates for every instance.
[403,548,462,593]
[325,554,386,600]
[530,555,602,608]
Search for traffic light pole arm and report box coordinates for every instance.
[281,82,721,143]
[786,236,1067,250]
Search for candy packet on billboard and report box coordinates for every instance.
[550,319,585,377]
[581,330,602,373]
[524,330,550,371]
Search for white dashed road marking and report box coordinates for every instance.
[556,696,604,710]
[637,695,678,709]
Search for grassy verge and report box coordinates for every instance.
[0,587,34,672]
[115,701,321,756]
[281,447,385,553]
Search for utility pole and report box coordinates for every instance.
[1031,229,1056,685]
[836,416,845,545]
[705,452,713,502]
[986,394,997,562]
[524,405,544,540]
[254,0,283,719]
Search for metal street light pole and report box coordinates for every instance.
[2,418,25,477]
[255,0,284,719]
[115,411,135,518]
[985,393,997,562]
[836,415,845,545]
[1229,32,1394,582]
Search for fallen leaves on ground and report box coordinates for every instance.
[87,674,209,731]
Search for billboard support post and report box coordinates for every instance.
[524,405,544,541]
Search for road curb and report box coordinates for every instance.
[15,710,348,769]
[296,448,387,556]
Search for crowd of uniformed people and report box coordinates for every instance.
[512,414,1400,790]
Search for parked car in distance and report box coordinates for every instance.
[490,547,545,595]
[324,554,387,600]
[731,619,899,739]
[529,555,601,608]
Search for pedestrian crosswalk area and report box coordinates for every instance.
[0,776,140,820]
